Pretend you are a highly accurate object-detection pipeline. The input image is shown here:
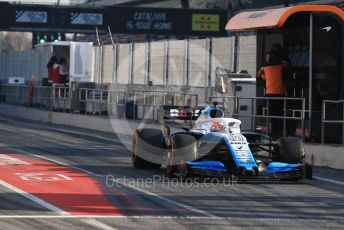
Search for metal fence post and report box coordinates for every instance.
[301,98,305,141]
[251,98,255,131]
[78,88,81,114]
[98,46,103,85]
[115,43,119,85]
[146,41,151,85]
[321,100,325,144]
[164,40,169,85]
[130,42,134,84]
[342,101,344,145]
[266,98,269,136]
[184,39,189,86]
[283,98,287,137]
[112,45,116,85]
[205,38,212,100]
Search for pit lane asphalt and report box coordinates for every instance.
[0,115,343,230]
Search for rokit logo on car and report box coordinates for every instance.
[228,134,246,141]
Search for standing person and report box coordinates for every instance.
[47,56,57,83]
[271,43,291,66]
[257,52,290,139]
[50,60,61,84]
[58,57,69,84]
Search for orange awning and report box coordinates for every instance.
[226,5,344,31]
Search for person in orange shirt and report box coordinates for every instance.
[257,51,291,139]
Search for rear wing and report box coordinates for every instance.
[157,105,205,122]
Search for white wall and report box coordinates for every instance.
[92,46,101,84]
[102,45,116,84]
[211,37,235,86]
[133,43,147,84]
[150,41,165,85]
[167,40,186,86]
[117,43,131,84]
[188,39,207,87]
[237,35,257,77]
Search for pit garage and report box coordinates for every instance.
[226,5,344,143]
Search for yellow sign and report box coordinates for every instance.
[192,14,219,32]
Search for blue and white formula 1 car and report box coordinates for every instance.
[132,104,313,181]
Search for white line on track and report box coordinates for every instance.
[9,148,218,219]
[9,148,103,178]
[7,147,344,219]
[82,218,119,230]
[0,179,69,216]
[0,215,342,222]
[30,140,343,189]
[314,176,344,186]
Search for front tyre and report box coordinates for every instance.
[277,137,305,164]
[277,137,312,180]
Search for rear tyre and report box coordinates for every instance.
[132,128,166,169]
[167,133,198,177]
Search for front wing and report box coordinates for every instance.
[186,161,306,180]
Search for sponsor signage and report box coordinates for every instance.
[15,10,47,24]
[106,7,227,36]
[125,11,173,32]
[4,4,227,36]
[70,12,103,25]
[192,14,220,32]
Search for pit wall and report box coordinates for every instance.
[0,103,343,170]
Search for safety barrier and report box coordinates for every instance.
[0,84,198,120]
[79,88,127,116]
[321,100,344,145]
[0,84,52,107]
[209,96,306,140]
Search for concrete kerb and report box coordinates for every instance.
[0,103,343,170]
